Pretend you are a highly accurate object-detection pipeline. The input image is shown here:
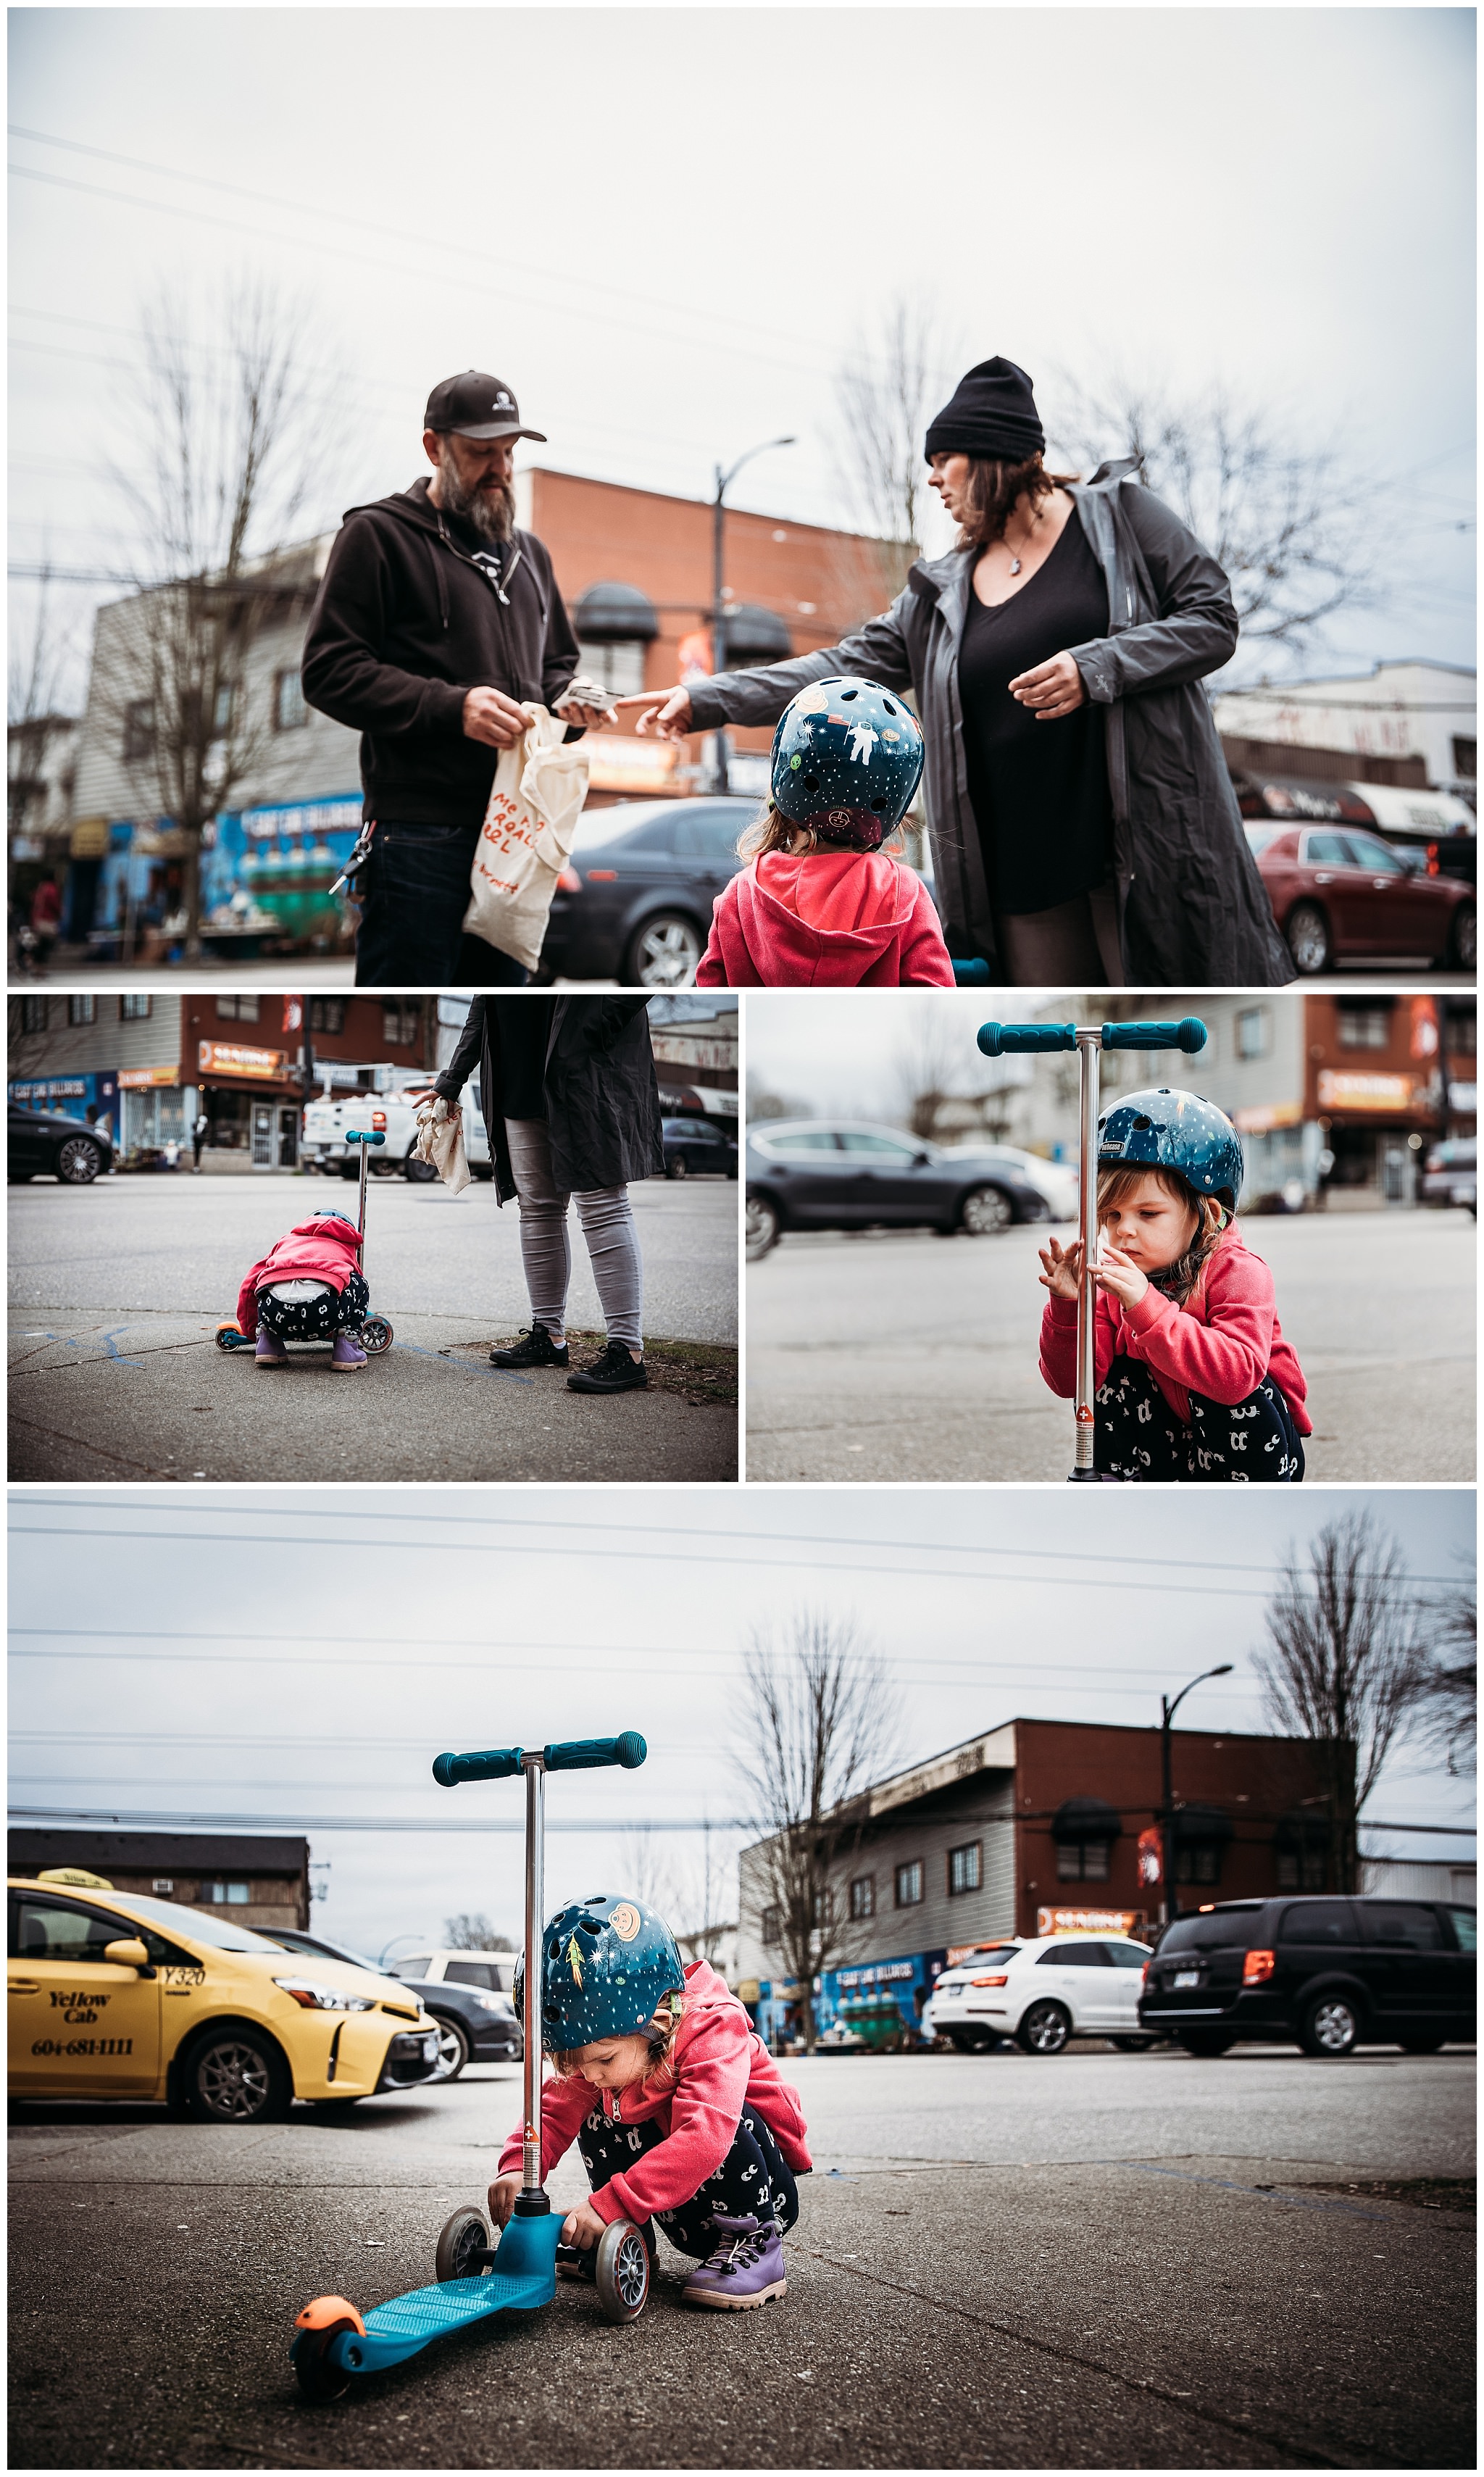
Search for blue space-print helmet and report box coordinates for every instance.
[1096,1087,1246,1215]
[514,1893,685,2053]
[769,675,925,850]
[310,1208,359,1225]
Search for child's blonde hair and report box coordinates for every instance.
[736,801,904,863]
[1096,1161,1229,1306]
[551,1990,686,2087]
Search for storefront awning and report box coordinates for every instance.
[1052,1796,1122,1844]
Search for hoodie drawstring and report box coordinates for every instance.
[426,536,449,631]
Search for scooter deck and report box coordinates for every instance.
[328,2215,561,2376]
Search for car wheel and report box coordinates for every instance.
[404,1149,439,1183]
[746,1196,780,1261]
[959,1184,1014,1236]
[1177,2031,1235,2057]
[1298,1993,1361,2058]
[430,2017,470,2081]
[56,1136,102,1184]
[182,2024,293,2122]
[625,913,704,988]
[667,1152,690,1181]
[1111,2036,1156,2052]
[1398,2032,1446,2053]
[1285,901,1332,975]
[1017,1999,1072,2055]
[1445,901,1476,971]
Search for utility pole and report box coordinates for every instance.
[709,435,795,794]
[1159,1664,1233,1926]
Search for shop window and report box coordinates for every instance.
[575,639,647,697]
[274,670,309,731]
[948,1843,981,1895]
[849,1876,875,1921]
[20,997,48,1033]
[120,995,152,1020]
[1337,1004,1393,1052]
[122,699,155,761]
[216,995,260,1023]
[1452,736,1476,780]
[310,999,347,1035]
[1275,1813,1328,1892]
[151,1878,175,1893]
[1051,1796,1120,1883]
[1056,1841,1111,1881]
[205,1881,250,1904]
[1235,1007,1269,1060]
[1175,1844,1222,1886]
[67,996,96,1026]
[1446,1010,1477,1057]
[203,1090,253,1151]
[894,1860,923,1908]
[383,1002,420,1047]
[1276,1845,1327,1891]
[761,1905,782,1948]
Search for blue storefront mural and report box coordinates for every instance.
[9,1072,120,1143]
[87,794,362,941]
[756,1948,948,2046]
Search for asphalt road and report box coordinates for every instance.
[8,1174,738,1483]
[746,1208,1476,1482]
[9,2046,1474,2470]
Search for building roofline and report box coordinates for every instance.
[523,462,898,552]
[1218,659,1477,694]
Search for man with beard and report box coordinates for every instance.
[301,371,611,983]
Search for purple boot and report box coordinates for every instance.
[330,1331,367,1373]
[680,2215,786,2311]
[255,1328,288,1370]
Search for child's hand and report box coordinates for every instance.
[1093,1241,1149,1310]
[1038,1235,1083,1302]
[560,2202,609,2250]
[487,2175,523,2229]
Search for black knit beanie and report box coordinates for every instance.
[924,356,1046,463]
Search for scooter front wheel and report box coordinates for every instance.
[358,1317,393,1357]
[594,2219,651,2323]
[291,2317,356,2402]
[435,2205,492,2283]
[214,1322,253,1351]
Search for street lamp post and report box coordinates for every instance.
[1160,1664,1234,1926]
[710,434,795,794]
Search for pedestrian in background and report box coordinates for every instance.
[301,372,614,986]
[633,357,1291,988]
[28,871,62,973]
[191,1111,209,1173]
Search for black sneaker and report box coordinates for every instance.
[567,1341,648,1394]
[489,1325,569,1369]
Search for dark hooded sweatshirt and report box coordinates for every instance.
[300,477,583,830]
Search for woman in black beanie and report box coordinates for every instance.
[630,357,1291,988]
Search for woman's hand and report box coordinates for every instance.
[560,2202,609,2250]
[487,2174,523,2228]
[1009,651,1086,720]
[1038,1235,1083,1302]
[614,688,693,741]
[1092,1241,1149,1310]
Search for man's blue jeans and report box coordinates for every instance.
[354,820,530,986]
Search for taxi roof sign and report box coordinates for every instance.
[36,1865,114,1890]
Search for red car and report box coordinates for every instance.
[1246,822,1476,975]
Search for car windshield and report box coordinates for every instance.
[271,1931,384,1973]
[1159,1910,1262,1954]
[109,1892,289,1952]
[943,1947,1019,1975]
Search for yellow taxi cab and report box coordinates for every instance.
[8,1870,443,2123]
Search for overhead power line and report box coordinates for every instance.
[7,1803,1471,1839]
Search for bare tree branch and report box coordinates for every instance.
[833,300,963,601]
[443,1912,514,1952]
[1414,1554,1477,1775]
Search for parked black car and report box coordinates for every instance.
[538,796,756,987]
[9,1102,114,1184]
[265,1928,522,2081]
[662,1115,738,1179]
[1138,1894,1476,2057]
[746,1119,1051,1259]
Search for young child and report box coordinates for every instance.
[233,1207,370,1372]
[488,1893,810,2310]
[695,675,954,987]
[1038,1088,1309,1481]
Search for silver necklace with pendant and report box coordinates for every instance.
[1007,510,1040,577]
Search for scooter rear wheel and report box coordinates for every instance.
[358,1317,393,1357]
[435,2205,492,2283]
[594,2219,651,2323]
[291,2318,355,2402]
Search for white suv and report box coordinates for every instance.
[924,1935,1155,2054]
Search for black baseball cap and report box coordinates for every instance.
[423,370,547,443]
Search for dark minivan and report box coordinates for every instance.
[1139,1894,1476,2057]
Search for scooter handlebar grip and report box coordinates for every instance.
[1100,1017,1208,1054]
[432,1746,524,1786]
[543,1731,647,1773]
[951,959,991,985]
[977,1022,1077,1057]
[344,1129,386,1146]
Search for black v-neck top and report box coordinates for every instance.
[958,513,1113,917]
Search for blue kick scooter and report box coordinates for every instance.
[290,1731,653,2401]
[216,1126,394,1360]
[975,1016,1208,1481]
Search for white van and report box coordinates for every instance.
[300,1083,492,1183]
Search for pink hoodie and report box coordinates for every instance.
[235,1216,364,1340]
[1039,1222,1311,1432]
[496,1960,812,2227]
[696,850,955,988]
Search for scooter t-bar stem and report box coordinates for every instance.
[1073,1031,1100,1478]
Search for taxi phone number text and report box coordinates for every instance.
[30,2038,135,2058]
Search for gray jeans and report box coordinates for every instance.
[504,1119,643,1353]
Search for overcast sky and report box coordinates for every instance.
[9,7,1475,711]
[8,1487,1474,1958]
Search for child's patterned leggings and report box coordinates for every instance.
[1093,1355,1305,1482]
[576,2104,800,2254]
[256,1270,370,1339]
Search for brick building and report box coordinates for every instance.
[8,1831,309,1933]
[737,1716,1339,2047]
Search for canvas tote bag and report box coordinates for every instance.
[462,702,591,972]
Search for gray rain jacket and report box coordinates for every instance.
[435,996,664,1205]
[685,463,1292,987]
